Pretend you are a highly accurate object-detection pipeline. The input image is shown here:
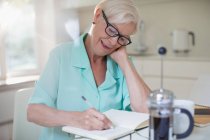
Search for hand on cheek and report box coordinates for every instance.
[110,47,128,65]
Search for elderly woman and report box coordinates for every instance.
[27,0,150,139]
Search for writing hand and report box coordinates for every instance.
[76,108,113,130]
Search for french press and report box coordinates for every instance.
[148,47,194,140]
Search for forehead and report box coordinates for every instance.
[113,22,136,36]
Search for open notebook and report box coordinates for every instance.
[194,105,210,127]
[62,109,149,140]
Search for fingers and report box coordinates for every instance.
[87,115,109,130]
[110,47,128,65]
[84,108,113,130]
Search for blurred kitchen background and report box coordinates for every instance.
[0,0,210,140]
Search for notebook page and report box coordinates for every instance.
[62,126,133,140]
[104,109,149,130]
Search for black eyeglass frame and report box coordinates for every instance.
[102,10,132,46]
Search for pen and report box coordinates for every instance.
[81,96,116,129]
[81,96,94,108]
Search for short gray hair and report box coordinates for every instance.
[95,0,140,33]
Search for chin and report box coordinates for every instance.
[94,45,109,57]
[96,52,108,57]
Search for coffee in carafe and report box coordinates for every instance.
[148,89,194,140]
[148,89,174,140]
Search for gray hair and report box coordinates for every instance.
[95,0,140,33]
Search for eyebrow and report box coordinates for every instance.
[112,23,131,38]
[102,10,131,39]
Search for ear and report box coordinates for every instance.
[92,8,102,24]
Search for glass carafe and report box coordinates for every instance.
[148,89,194,140]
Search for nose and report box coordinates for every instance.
[109,36,118,46]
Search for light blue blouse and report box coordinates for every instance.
[29,33,131,140]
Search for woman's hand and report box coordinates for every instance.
[110,47,129,69]
[75,108,112,130]
[27,104,113,130]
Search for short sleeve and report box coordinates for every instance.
[28,48,60,108]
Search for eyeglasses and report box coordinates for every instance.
[102,10,132,46]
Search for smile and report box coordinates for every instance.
[101,40,111,50]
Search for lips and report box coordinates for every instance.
[101,40,111,50]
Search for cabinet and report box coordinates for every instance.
[132,57,210,99]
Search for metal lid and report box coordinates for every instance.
[148,88,174,108]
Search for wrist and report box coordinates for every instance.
[118,55,130,68]
[57,110,78,126]
[119,58,132,75]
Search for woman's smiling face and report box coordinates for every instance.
[90,9,136,57]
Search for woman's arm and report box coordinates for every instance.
[110,47,151,113]
[27,104,112,130]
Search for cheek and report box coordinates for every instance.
[92,37,102,48]
[91,32,100,46]
[93,24,108,41]
[92,32,104,45]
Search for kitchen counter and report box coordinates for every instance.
[129,51,210,99]
[128,52,210,62]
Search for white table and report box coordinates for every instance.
[76,125,210,140]
[184,125,210,140]
[120,125,210,140]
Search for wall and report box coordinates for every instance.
[0,90,15,123]
[0,90,16,140]
[78,0,210,57]
[34,0,56,71]
[137,0,210,56]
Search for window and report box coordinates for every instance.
[0,0,38,80]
